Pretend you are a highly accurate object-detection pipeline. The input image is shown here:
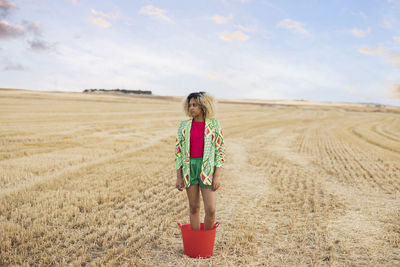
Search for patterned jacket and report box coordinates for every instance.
[175,118,225,188]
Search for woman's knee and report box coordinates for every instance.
[189,203,200,214]
[205,206,216,218]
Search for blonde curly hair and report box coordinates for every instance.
[183,92,216,119]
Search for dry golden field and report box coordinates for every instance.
[1,89,399,266]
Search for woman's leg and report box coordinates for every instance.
[200,187,216,230]
[186,185,200,230]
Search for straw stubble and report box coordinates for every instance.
[0,89,399,266]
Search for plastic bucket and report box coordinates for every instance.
[177,222,220,258]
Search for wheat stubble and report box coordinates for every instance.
[1,89,399,266]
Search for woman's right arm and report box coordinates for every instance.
[175,122,185,190]
[175,122,184,170]
[176,167,185,191]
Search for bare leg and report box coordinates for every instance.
[186,185,200,230]
[200,187,216,230]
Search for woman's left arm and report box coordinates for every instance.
[212,119,225,191]
[214,119,225,168]
[212,167,222,191]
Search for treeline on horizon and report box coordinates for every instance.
[83,89,152,95]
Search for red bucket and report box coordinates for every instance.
[177,222,221,258]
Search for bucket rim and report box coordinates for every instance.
[177,222,220,231]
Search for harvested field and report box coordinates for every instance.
[1,89,399,266]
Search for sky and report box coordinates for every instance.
[1,0,400,105]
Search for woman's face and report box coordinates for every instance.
[189,98,203,118]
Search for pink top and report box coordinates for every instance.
[190,119,205,158]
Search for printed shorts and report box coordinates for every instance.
[189,157,212,188]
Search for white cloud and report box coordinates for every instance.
[7,29,377,103]
[212,14,233,24]
[220,31,249,41]
[359,46,400,68]
[88,16,111,28]
[139,5,172,23]
[0,20,25,38]
[385,83,400,100]
[28,39,54,51]
[51,39,206,93]
[346,86,358,92]
[22,20,41,35]
[66,0,77,4]
[358,46,386,55]
[394,36,400,41]
[3,63,24,71]
[235,24,272,39]
[0,14,41,39]
[0,2,42,41]
[90,9,118,20]
[358,11,367,19]
[381,17,393,29]
[388,83,400,99]
[277,18,309,35]
[0,0,17,18]
[207,49,347,101]
[36,35,346,101]
[207,72,219,80]
[234,24,257,33]
[389,52,400,67]
[350,27,371,38]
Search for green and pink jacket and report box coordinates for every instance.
[175,118,225,188]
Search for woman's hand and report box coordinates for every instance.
[212,176,220,191]
[212,167,222,191]
[176,168,185,191]
[176,178,185,191]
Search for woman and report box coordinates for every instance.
[175,92,225,231]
